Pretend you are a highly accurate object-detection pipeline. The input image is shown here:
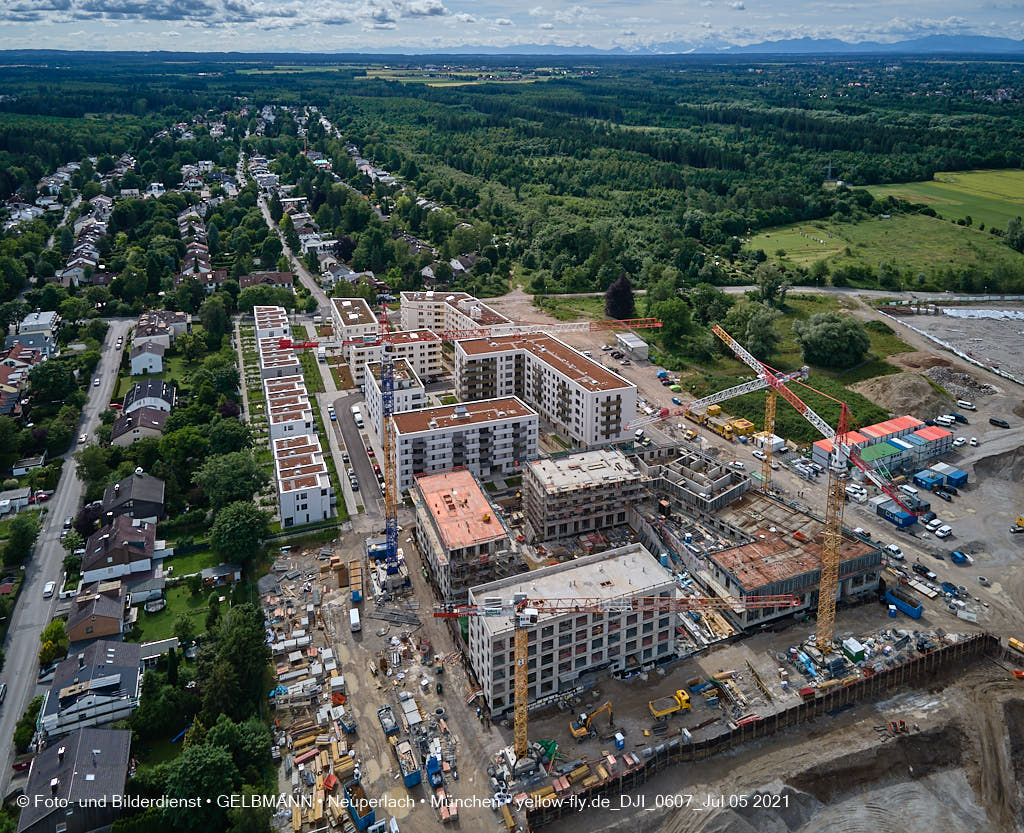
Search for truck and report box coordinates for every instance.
[648,689,691,719]
[317,347,327,363]
[685,406,735,441]
[392,738,422,788]
[950,550,970,565]
[1009,638,1024,656]
[349,559,363,603]
[344,780,375,832]
[884,586,923,619]
[378,706,399,736]
[351,404,364,429]
[349,608,361,632]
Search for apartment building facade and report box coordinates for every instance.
[523,448,645,541]
[392,397,538,492]
[412,468,517,604]
[273,434,335,528]
[362,358,426,438]
[399,290,510,333]
[454,333,638,447]
[467,544,676,715]
[263,375,315,441]
[252,305,291,341]
[346,329,442,386]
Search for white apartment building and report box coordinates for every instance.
[454,333,638,447]
[263,375,315,441]
[331,296,378,342]
[399,290,510,333]
[362,358,426,438]
[467,543,676,715]
[392,397,538,493]
[346,329,442,386]
[257,336,302,379]
[253,305,291,341]
[273,434,335,528]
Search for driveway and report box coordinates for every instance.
[0,318,133,797]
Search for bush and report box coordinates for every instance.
[14,696,43,753]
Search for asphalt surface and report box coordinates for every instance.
[329,389,382,520]
[0,319,132,797]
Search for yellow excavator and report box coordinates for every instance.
[569,701,614,742]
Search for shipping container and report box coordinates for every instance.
[876,499,916,528]
[884,587,923,619]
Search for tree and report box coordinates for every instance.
[605,273,636,320]
[29,360,77,404]
[192,451,266,511]
[207,419,252,456]
[210,502,269,564]
[744,304,782,360]
[792,312,871,369]
[753,263,790,308]
[203,604,270,721]
[61,529,84,554]
[14,696,42,753]
[174,614,196,646]
[199,295,228,349]
[688,283,734,326]
[3,511,40,566]
[39,619,69,665]
[163,743,238,833]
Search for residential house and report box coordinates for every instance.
[13,454,45,477]
[110,407,167,446]
[0,487,31,515]
[5,331,54,358]
[12,311,60,356]
[81,516,166,584]
[101,471,165,524]
[15,727,130,833]
[124,576,164,606]
[67,581,128,645]
[239,271,294,291]
[129,342,164,376]
[38,641,142,738]
[122,379,175,414]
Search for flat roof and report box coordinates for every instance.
[527,448,643,493]
[457,333,634,393]
[388,329,441,345]
[711,493,877,592]
[366,358,422,386]
[468,543,669,634]
[253,305,289,331]
[415,469,510,552]
[393,396,535,435]
[273,435,330,493]
[264,375,312,425]
[401,290,510,325]
[332,296,377,327]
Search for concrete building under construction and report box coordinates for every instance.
[412,468,519,605]
[703,493,883,629]
[523,448,645,541]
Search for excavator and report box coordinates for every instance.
[569,701,614,742]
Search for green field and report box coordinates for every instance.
[867,169,1024,229]
[748,213,1024,277]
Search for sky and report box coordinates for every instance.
[0,0,1021,52]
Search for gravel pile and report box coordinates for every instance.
[923,367,996,401]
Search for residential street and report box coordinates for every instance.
[0,318,132,798]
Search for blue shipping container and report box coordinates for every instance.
[912,470,943,491]
[944,468,968,487]
[884,587,923,619]
[877,503,916,528]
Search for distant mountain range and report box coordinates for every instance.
[5,35,1024,60]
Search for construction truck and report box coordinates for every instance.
[569,700,613,741]
[648,689,691,719]
[685,405,735,441]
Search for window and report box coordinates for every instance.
[626,627,638,638]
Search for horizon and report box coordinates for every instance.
[1,1,1023,54]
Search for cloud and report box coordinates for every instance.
[539,21,554,28]
[396,0,448,17]
[493,17,512,25]
[528,5,544,15]
[728,1,745,9]
[553,4,591,23]
[454,11,475,22]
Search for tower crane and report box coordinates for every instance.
[709,324,919,650]
[434,592,801,762]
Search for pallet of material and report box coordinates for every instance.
[291,805,302,833]
[334,756,355,779]
[567,765,590,784]
[294,748,319,765]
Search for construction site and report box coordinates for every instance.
[266,291,1024,833]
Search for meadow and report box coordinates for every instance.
[866,169,1024,230]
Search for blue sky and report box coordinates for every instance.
[0,0,1019,52]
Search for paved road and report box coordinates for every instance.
[255,194,330,312]
[329,389,382,521]
[0,319,132,797]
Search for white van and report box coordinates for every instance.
[956,400,976,411]
[634,429,645,442]
[935,416,954,427]
[349,608,361,632]
[897,484,918,498]
[844,485,867,503]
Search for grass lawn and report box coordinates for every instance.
[533,295,608,321]
[163,548,220,577]
[129,584,221,643]
[0,509,42,541]
[866,169,1024,230]
[747,213,1024,277]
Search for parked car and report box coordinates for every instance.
[969,437,978,447]
[912,563,937,580]
[752,449,767,461]
[990,417,1010,428]
[367,448,375,458]
[935,525,953,539]
[944,484,958,496]
[63,516,73,529]
[672,397,683,406]
[93,378,100,387]
[934,490,952,502]
[884,543,904,560]
[43,581,56,598]
[926,518,944,532]
[729,460,745,469]
[661,379,672,386]
[921,511,937,523]
[952,437,966,447]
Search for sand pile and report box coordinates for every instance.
[851,372,953,419]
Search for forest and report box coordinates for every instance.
[4,53,1024,310]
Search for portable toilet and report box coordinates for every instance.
[614,733,625,750]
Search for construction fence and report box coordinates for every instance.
[526,631,1000,830]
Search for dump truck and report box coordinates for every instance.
[685,406,735,440]
[648,689,691,719]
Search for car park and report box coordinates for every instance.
[990,417,1010,428]
[935,525,953,538]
